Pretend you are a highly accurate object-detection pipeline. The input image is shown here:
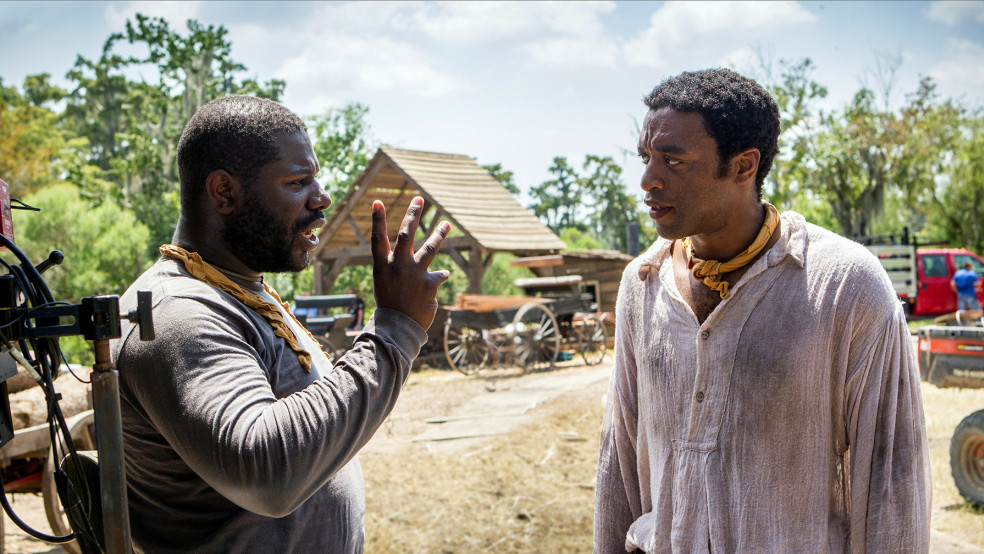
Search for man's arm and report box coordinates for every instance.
[119,197,449,517]
[844,307,932,552]
[594,275,642,553]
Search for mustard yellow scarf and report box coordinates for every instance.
[683,203,780,300]
[160,244,322,371]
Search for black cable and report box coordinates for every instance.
[0,234,54,304]
[0,238,103,550]
[0,471,75,543]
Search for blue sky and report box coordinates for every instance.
[2,1,983,203]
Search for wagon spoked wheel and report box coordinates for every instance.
[578,315,607,366]
[511,302,559,373]
[951,408,984,508]
[42,409,96,554]
[444,319,491,375]
[315,335,339,363]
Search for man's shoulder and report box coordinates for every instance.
[116,259,261,350]
[121,258,239,309]
[798,221,885,273]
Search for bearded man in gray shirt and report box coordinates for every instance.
[593,69,931,552]
[112,95,449,552]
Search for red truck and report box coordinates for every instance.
[864,236,984,317]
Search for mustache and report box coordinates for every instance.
[294,211,325,233]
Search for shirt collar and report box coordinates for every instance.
[636,210,809,283]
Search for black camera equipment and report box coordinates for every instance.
[0,180,153,554]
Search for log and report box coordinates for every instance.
[453,294,550,312]
[7,371,92,430]
[932,310,983,326]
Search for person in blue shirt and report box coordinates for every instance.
[291,291,319,321]
[951,261,982,311]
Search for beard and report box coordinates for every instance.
[222,188,322,273]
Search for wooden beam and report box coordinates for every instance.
[510,254,564,268]
[347,215,369,246]
[443,247,469,274]
[319,235,477,262]
[313,261,325,294]
[483,251,495,270]
[321,256,350,293]
[467,245,486,294]
[315,156,388,258]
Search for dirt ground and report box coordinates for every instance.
[2,360,983,553]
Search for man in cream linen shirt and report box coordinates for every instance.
[593,69,931,553]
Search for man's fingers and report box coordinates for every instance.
[394,197,424,260]
[430,269,450,286]
[370,200,391,262]
[414,221,450,266]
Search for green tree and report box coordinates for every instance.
[762,58,828,215]
[559,227,602,250]
[64,14,285,250]
[4,184,152,302]
[580,155,638,252]
[0,75,69,196]
[308,103,376,206]
[529,157,583,232]
[529,155,641,252]
[483,163,520,195]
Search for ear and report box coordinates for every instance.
[732,148,761,188]
[204,170,241,215]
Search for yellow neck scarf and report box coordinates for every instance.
[682,203,780,300]
[160,244,321,371]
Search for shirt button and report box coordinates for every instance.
[696,391,705,403]
[700,330,710,340]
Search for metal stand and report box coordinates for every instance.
[91,339,131,553]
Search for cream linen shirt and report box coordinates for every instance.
[593,211,931,553]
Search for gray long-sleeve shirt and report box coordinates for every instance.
[593,212,932,553]
[112,258,426,552]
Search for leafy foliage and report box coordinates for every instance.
[3,184,152,302]
[63,14,285,251]
[308,103,377,207]
[0,75,69,196]
[528,155,637,251]
[482,163,520,195]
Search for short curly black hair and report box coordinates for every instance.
[643,68,780,196]
[177,95,307,212]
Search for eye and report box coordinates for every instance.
[638,152,650,165]
[664,156,681,167]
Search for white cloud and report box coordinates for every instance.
[926,1,984,26]
[525,36,620,67]
[928,39,984,101]
[227,3,470,112]
[104,1,203,29]
[401,1,621,67]
[273,33,469,111]
[624,1,816,67]
[405,1,615,42]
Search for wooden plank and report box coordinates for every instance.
[453,294,550,312]
[511,255,564,268]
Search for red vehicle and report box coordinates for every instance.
[909,248,984,317]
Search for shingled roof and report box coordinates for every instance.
[311,145,566,293]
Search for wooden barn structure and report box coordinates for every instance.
[510,249,634,315]
[311,146,566,294]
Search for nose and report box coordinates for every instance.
[640,159,663,192]
[309,180,331,211]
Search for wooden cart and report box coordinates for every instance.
[293,294,360,362]
[1,409,96,554]
[442,276,607,375]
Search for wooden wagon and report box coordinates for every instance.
[1,407,96,554]
[441,276,607,374]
